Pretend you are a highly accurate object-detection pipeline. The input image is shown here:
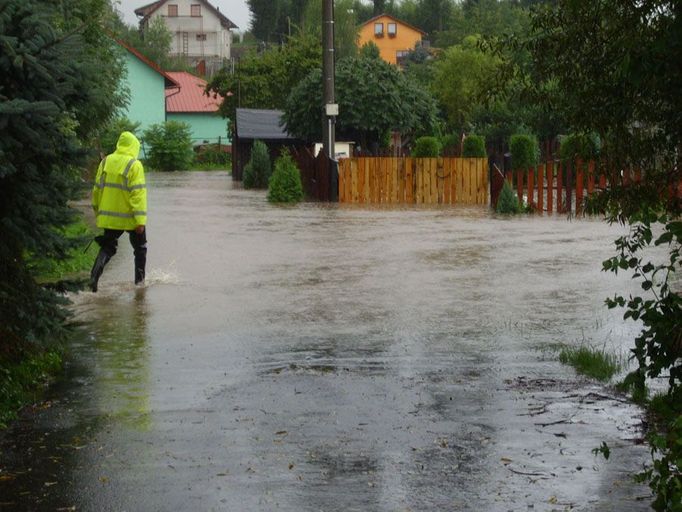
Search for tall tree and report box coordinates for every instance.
[0,0,126,352]
[207,32,321,124]
[283,50,438,149]
[431,35,500,134]
[510,1,681,508]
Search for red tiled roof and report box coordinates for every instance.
[164,71,223,113]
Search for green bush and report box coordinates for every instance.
[462,135,486,157]
[99,118,141,156]
[509,134,539,171]
[194,144,231,169]
[413,136,441,157]
[142,121,194,171]
[243,140,271,188]
[267,149,303,203]
[495,180,522,214]
[440,133,460,154]
[559,132,601,162]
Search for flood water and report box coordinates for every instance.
[0,172,654,511]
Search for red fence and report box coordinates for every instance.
[497,160,644,214]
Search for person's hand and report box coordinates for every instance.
[135,225,145,235]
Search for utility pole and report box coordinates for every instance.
[322,0,338,200]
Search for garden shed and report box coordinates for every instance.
[232,108,305,181]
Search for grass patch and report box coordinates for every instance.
[0,350,63,428]
[30,218,98,283]
[558,345,623,382]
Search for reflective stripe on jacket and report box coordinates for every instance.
[92,131,147,230]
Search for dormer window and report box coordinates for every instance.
[374,23,384,37]
[191,4,201,16]
[387,23,397,37]
[167,4,178,16]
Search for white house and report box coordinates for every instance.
[135,0,237,66]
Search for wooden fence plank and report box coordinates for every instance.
[537,164,544,213]
[587,160,595,195]
[527,167,534,209]
[480,158,488,204]
[431,159,438,204]
[443,158,451,204]
[576,164,584,214]
[557,163,563,213]
[406,158,414,203]
[546,161,554,214]
[516,169,524,205]
[393,157,399,203]
[338,160,346,202]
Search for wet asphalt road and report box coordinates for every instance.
[0,171,653,511]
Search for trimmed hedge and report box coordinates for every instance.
[413,136,441,157]
[559,132,601,162]
[142,121,194,171]
[509,134,539,171]
[462,135,486,157]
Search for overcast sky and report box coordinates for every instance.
[114,0,252,32]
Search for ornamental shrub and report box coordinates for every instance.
[462,135,486,157]
[243,140,271,188]
[509,134,539,171]
[268,149,303,203]
[142,121,194,171]
[496,180,522,214]
[413,136,441,157]
[559,132,601,162]
[440,133,459,154]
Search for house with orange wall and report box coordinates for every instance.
[357,14,427,65]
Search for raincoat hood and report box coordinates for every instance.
[115,131,140,159]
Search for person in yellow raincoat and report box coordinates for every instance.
[90,131,147,292]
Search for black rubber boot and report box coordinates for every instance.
[90,250,111,292]
[134,264,145,286]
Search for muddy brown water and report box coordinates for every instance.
[0,172,654,511]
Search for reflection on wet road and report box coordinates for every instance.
[0,172,652,511]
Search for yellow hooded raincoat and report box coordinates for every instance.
[92,132,147,230]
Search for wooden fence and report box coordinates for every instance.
[338,157,488,205]
[500,160,642,214]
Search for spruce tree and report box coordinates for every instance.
[0,0,124,354]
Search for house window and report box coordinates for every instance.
[191,4,201,16]
[387,23,397,37]
[167,4,178,16]
[196,33,207,41]
[374,23,384,37]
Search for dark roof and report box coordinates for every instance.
[361,13,427,36]
[116,39,180,88]
[135,0,238,30]
[235,109,295,140]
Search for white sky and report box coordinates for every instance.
[113,0,252,32]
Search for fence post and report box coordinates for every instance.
[329,155,338,202]
[565,160,574,213]
[557,162,563,213]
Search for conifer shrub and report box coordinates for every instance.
[462,135,486,157]
[496,180,522,214]
[509,134,539,171]
[267,149,304,203]
[413,136,441,157]
[243,140,271,188]
[142,121,194,171]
